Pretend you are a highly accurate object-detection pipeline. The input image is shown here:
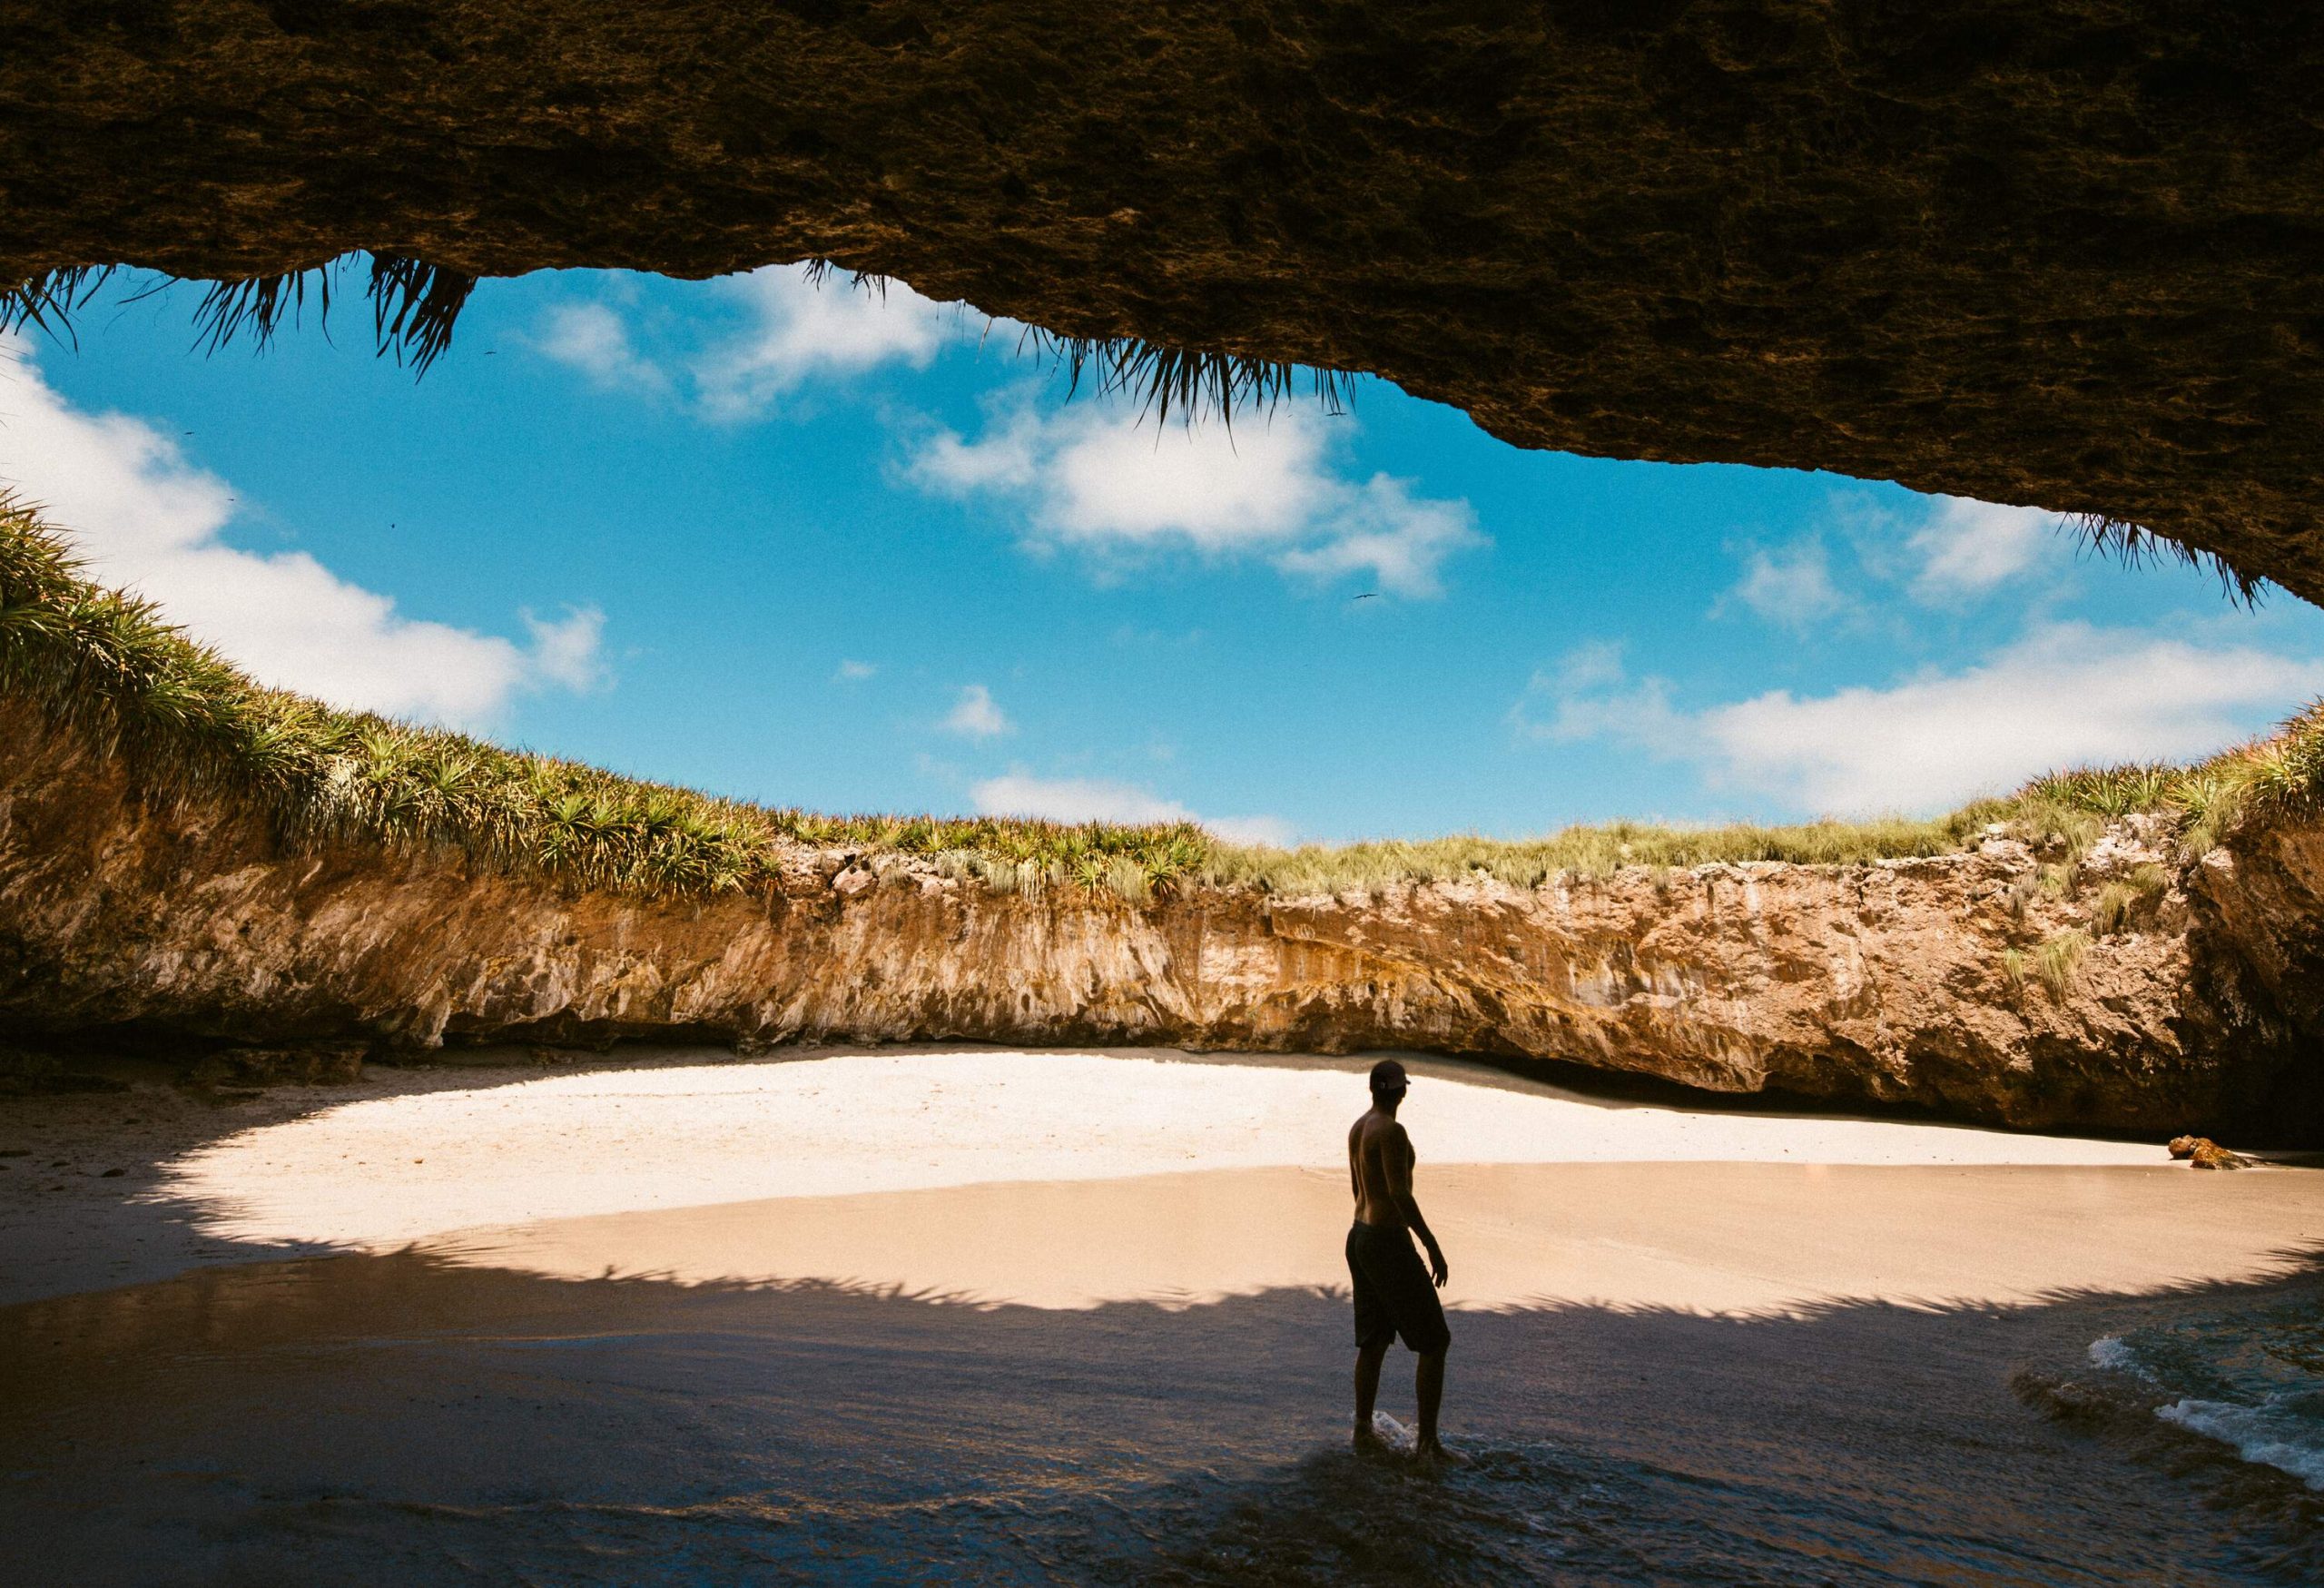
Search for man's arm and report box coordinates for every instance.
[1384,1126,1450,1288]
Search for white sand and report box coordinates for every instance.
[160,1048,2169,1253]
[125,1046,2324,1317]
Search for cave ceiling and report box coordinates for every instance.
[5,3,2322,599]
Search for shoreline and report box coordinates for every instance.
[3,1043,2307,1311]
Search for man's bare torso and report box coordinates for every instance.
[1348,1109,1413,1229]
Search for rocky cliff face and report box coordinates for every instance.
[2,698,2316,1139]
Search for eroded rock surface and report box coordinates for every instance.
[7,5,2324,596]
[5,698,2318,1138]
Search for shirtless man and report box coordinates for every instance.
[1346,1058,1451,1459]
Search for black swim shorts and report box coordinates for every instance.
[1346,1220,1450,1354]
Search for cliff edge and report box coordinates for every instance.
[5,693,2317,1139]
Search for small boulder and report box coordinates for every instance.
[2169,1134,2249,1169]
[832,865,877,898]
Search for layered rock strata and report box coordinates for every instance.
[6,699,2319,1139]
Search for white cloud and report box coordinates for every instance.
[833,658,879,682]
[524,607,611,692]
[1517,624,2324,815]
[694,266,950,421]
[1512,641,1683,747]
[1204,812,1303,848]
[907,398,1482,597]
[1274,477,1484,597]
[1905,496,2057,600]
[529,301,670,395]
[942,684,1011,738]
[0,335,607,727]
[971,772,1295,847]
[1724,538,1847,628]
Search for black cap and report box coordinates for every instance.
[1368,1059,1409,1097]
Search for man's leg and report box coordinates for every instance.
[1415,1350,1446,1451]
[1354,1341,1389,1445]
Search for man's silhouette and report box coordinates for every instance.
[1346,1058,1450,1458]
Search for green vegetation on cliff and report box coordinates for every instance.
[5,498,2320,902]
[0,497,1210,897]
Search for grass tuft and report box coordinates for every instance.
[187,269,333,354]
[2093,864,2170,935]
[2064,511,2267,606]
[368,254,477,373]
[1016,323,1354,428]
[0,266,118,349]
[2033,929,2093,998]
[6,253,476,375]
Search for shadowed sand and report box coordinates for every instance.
[5,1248,2319,1584]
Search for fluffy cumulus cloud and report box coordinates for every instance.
[1721,493,2073,632]
[941,684,1011,738]
[1723,538,1847,629]
[1515,625,2324,815]
[531,264,951,419]
[1905,496,2057,600]
[0,335,606,726]
[907,399,1483,597]
[694,268,950,420]
[529,301,670,395]
[971,772,1295,847]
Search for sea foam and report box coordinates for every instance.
[2156,1396,2324,1492]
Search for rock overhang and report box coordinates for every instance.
[5,2,2322,597]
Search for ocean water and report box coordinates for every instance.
[2083,1297,2324,1492]
[5,1247,2321,1585]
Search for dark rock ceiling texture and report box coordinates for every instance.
[5,3,2322,598]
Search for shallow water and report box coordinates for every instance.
[2087,1296,2324,1493]
[5,1247,2320,1584]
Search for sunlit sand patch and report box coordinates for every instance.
[153,1048,2313,1315]
[428,1160,2324,1316]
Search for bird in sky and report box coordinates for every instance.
[1351,592,1380,601]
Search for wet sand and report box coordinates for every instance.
[4,1045,2319,1583]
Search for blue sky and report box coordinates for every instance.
[5,263,2323,845]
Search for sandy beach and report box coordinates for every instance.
[5,1045,2320,1584]
[139,1046,2324,1314]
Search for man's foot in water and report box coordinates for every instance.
[1413,1437,1467,1468]
[1354,1424,1392,1457]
